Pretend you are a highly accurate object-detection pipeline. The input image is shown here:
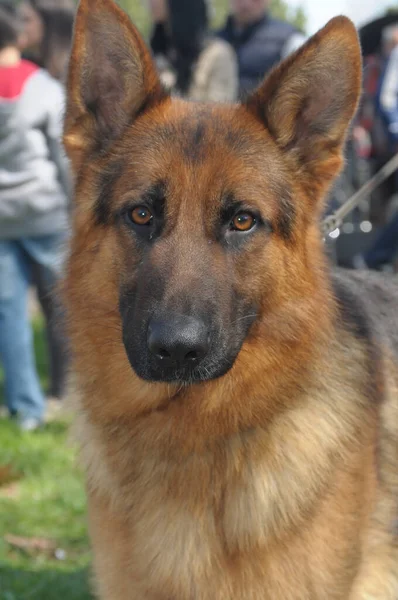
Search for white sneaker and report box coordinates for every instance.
[18,417,42,432]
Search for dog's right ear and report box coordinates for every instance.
[64,0,165,169]
[245,17,361,207]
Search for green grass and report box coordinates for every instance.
[0,318,93,600]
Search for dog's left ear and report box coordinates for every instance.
[246,17,362,203]
[64,0,165,169]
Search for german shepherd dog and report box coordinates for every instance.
[63,0,398,598]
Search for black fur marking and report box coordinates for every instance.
[140,181,167,207]
[331,269,398,405]
[154,111,258,166]
[95,161,124,226]
[333,269,398,355]
[332,276,374,344]
[154,118,208,163]
[277,192,296,240]
[181,118,207,163]
[135,87,169,122]
[224,129,251,152]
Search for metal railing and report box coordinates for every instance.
[322,152,398,237]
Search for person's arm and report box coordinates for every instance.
[45,81,73,200]
[379,49,398,141]
[206,44,238,103]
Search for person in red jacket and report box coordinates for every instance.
[0,1,70,430]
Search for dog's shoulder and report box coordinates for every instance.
[331,268,398,358]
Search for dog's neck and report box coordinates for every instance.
[75,321,373,556]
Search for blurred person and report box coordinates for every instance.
[353,211,398,271]
[217,0,306,94]
[377,25,398,152]
[148,0,238,102]
[352,29,398,271]
[0,1,70,430]
[18,0,75,402]
[357,25,398,226]
[369,24,398,225]
[19,0,75,81]
[363,210,398,270]
[148,0,167,25]
[381,23,398,58]
[371,26,398,162]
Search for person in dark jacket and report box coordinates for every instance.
[217,0,306,95]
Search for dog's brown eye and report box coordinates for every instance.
[230,212,256,232]
[129,206,153,226]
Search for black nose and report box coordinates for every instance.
[147,315,210,366]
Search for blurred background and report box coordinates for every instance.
[117,0,307,31]
[0,0,398,599]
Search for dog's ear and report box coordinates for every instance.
[64,0,165,168]
[246,17,362,203]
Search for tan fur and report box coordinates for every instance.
[64,1,398,598]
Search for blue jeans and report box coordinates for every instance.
[0,234,67,421]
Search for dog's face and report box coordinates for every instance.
[64,0,361,385]
[107,106,291,383]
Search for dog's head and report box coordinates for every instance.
[64,0,361,386]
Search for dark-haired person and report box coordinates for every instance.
[218,0,306,95]
[352,32,398,271]
[0,1,70,430]
[19,0,75,82]
[148,0,238,102]
[18,0,75,404]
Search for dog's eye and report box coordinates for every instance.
[230,212,256,232]
[128,206,153,226]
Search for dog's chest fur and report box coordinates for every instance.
[78,388,371,599]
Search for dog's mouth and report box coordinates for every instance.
[126,352,236,384]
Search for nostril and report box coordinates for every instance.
[147,316,210,366]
